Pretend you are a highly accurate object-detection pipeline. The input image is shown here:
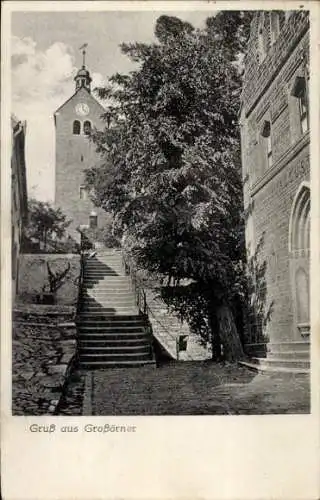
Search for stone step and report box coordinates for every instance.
[82,305,138,312]
[78,320,146,327]
[84,275,125,280]
[78,328,150,340]
[78,314,144,322]
[239,361,309,375]
[88,268,123,272]
[80,310,139,317]
[81,305,137,312]
[78,338,150,347]
[78,325,146,332]
[82,296,136,304]
[78,333,149,341]
[83,291,134,297]
[267,350,310,360]
[79,345,151,354]
[79,359,156,369]
[84,277,131,282]
[84,265,124,270]
[86,259,123,262]
[252,357,310,370]
[84,281,128,285]
[84,275,126,280]
[85,265,124,270]
[85,259,123,264]
[82,294,135,300]
[267,341,310,353]
[85,266,123,271]
[85,260,123,264]
[81,300,137,311]
[84,284,134,290]
[80,353,152,362]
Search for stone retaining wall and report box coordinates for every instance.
[17,253,81,305]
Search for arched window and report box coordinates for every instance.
[84,120,92,135]
[289,182,310,255]
[73,120,81,135]
[289,182,310,337]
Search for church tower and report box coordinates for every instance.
[54,47,107,238]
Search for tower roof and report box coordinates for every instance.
[74,43,92,92]
[75,67,91,78]
[74,65,92,92]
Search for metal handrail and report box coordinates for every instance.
[75,251,86,320]
[122,253,149,317]
[122,253,157,361]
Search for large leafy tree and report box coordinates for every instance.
[23,198,71,251]
[86,12,253,360]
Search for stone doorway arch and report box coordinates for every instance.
[288,182,310,338]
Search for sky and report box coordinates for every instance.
[11,10,215,201]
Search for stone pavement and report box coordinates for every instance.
[81,362,310,415]
[12,306,77,415]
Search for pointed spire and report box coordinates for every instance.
[79,43,88,68]
[74,44,91,92]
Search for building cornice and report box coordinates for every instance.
[250,131,310,197]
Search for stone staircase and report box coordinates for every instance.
[240,340,310,374]
[77,250,155,369]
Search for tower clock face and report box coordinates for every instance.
[75,103,89,116]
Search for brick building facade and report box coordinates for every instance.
[11,115,28,302]
[240,11,310,368]
[54,61,109,240]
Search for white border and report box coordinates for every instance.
[2,2,320,500]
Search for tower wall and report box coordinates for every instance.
[55,86,109,238]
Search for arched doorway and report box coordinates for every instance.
[289,182,310,338]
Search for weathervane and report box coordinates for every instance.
[79,43,88,67]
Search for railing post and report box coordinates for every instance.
[143,291,147,315]
[76,252,85,319]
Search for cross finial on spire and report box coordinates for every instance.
[79,43,88,68]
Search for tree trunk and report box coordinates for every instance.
[43,229,47,252]
[208,311,222,361]
[216,304,245,362]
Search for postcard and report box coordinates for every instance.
[1,1,319,499]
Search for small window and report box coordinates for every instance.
[258,29,265,63]
[79,185,87,200]
[73,120,81,135]
[261,120,273,168]
[278,11,286,29]
[299,92,308,134]
[270,13,280,45]
[84,120,91,135]
[89,211,98,229]
[291,76,309,134]
[266,133,273,168]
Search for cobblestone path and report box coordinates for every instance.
[80,362,310,415]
